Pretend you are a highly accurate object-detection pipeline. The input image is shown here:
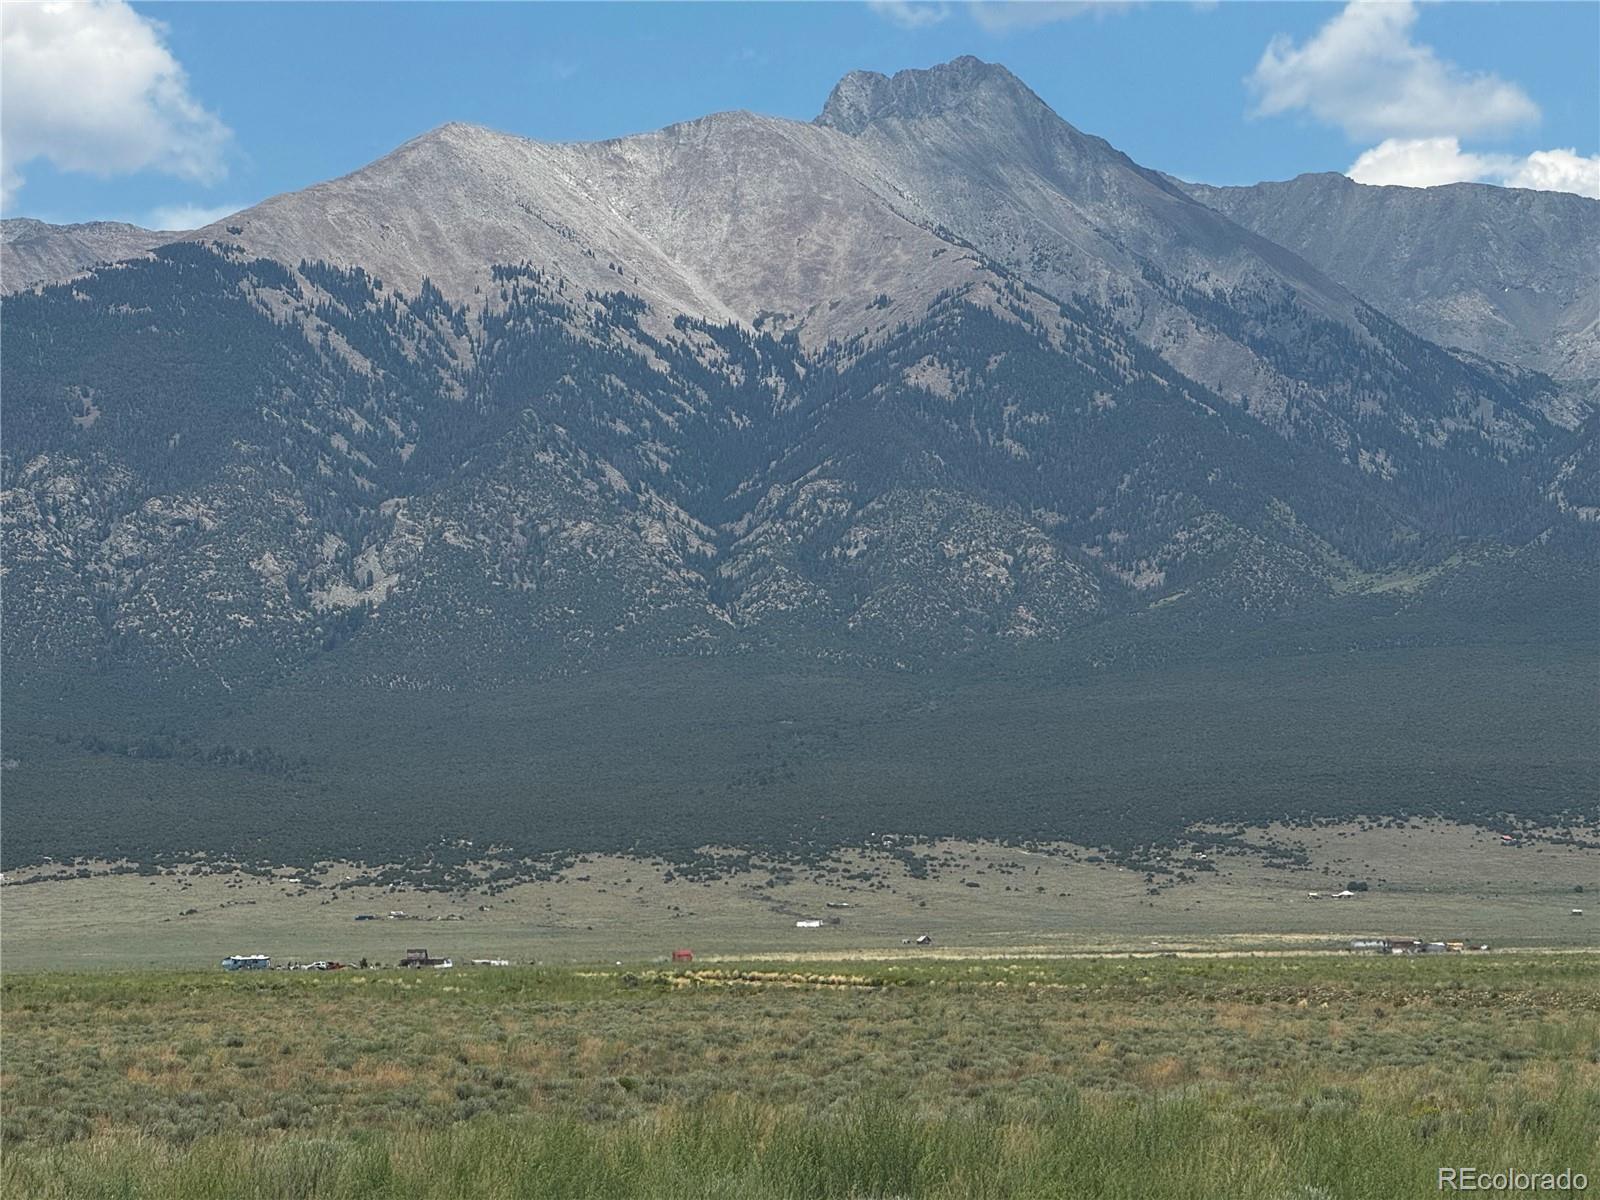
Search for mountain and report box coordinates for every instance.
[1178,173,1600,392]
[3,57,1593,877]
[1,218,172,292]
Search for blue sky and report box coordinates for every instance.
[3,1,1596,228]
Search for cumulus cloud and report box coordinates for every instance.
[145,201,245,231]
[1249,1,1538,140]
[867,1,951,29]
[0,0,231,211]
[1502,149,1600,198]
[1347,137,1600,198]
[968,1,1137,33]
[1346,137,1497,188]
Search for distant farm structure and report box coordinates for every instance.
[399,948,453,969]
[1348,938,1488,954]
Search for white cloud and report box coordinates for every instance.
[867,1,951,29]
[1254,2,1595,200]
[0,0,231,211]
[1346,137,1498,188]
[145,202,245,231]
[1347,137,1600,198]
[969,1,1136,33]
[1249,1,1538,141]
[1502,149,1600,199]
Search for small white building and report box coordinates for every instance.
[795,919,823,929]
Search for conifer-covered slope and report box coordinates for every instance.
[3,236,1588,688]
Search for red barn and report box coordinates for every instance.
[672,949,694,962]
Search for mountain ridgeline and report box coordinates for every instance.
[3,58,1595,877]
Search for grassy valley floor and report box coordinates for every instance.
[3,955,1598,1199]
[2,821,1594,970]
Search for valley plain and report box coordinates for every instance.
[4,819,1594,971]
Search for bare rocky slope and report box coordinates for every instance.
[1178,173,1600,389]
[1,218,173,292]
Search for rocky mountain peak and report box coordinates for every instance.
[1,218,176,295]
[815,56,1044,135]
[2,217,165,242]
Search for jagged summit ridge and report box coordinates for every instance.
[815,56,1045,135]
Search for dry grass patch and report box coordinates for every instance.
[3,955,1596,1197]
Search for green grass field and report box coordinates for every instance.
[4,955,1597,1198]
